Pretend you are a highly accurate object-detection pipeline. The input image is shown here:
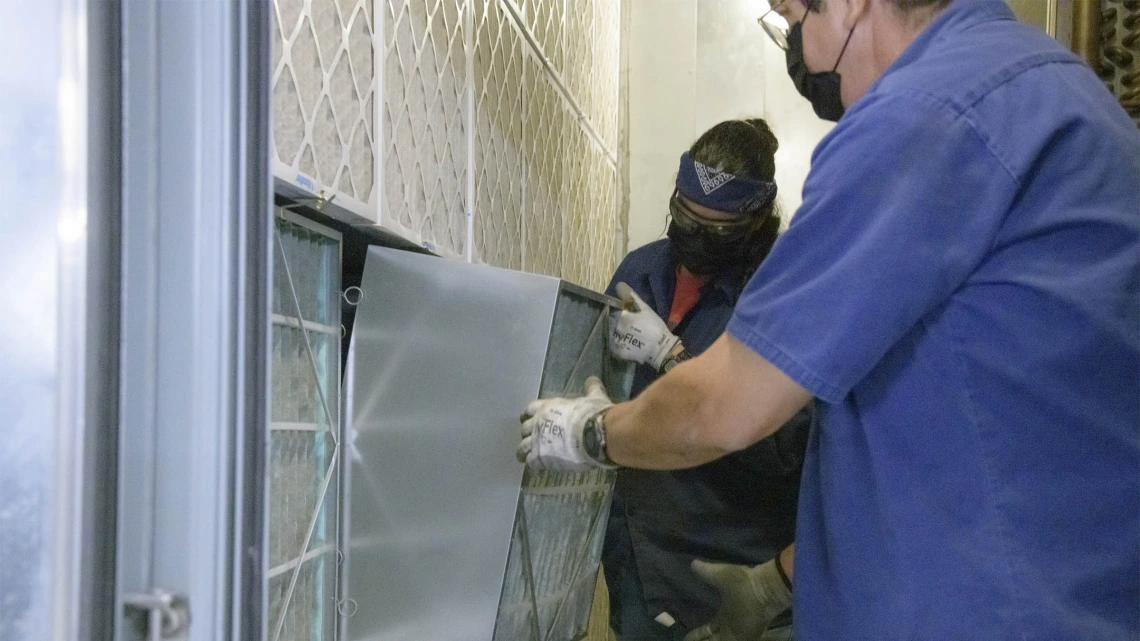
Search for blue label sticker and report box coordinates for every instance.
[295,174,315,191]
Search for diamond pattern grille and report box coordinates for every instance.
[383,0,468,253]
[563,0,620,155]
[591,0,621,153]
[272,0,623,282]
[561,116,617,290]
[521,0,565,77]
[474,0,526,269]
[272,0,377,212]
[523,52,565,277]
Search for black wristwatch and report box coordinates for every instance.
[582,409,617,469]
[658,347,693,375]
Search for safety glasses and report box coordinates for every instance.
[668,192,754,240]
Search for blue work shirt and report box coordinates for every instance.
[603,238,811,634]
[726,1,1140,639]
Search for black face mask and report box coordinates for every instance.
[785,20,846,122]
[667,221,750,275]
[666,194,763,275]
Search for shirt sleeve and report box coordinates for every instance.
[607,244,655,298]
[727,90,1018,403]
[606,254,635,298]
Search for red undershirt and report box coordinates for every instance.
[668,267,710,328]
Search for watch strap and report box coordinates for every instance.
[584,409,617,469]
[658,347,693,375]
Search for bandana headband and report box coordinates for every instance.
[675,151,777,214]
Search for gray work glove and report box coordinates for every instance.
[609,282,681,370]
[683,558,792,641]
[517,376,615,471]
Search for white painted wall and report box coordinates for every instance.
[693,1,767,135]
[626,0,834,251]
[627,0,699,249]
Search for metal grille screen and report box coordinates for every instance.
[272,0,625,291]
[273,0,377,206]
[269,213,343,641]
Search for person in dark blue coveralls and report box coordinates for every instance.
[601,118,811,641]
[519,1,1140,640]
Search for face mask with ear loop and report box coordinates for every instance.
[785,6,855,122]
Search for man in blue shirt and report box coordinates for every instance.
[519,0,1140,638]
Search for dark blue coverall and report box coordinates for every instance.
[603,238,812,640]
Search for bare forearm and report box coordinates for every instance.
[604,334,811,470]
[604,358,737,469]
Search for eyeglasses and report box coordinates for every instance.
[757,0,817,51]
[668,192,753,240]
[757,1,793,51]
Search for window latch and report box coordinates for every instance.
[122,589,190,641]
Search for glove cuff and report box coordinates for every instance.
[649,334,683,371]
[749,558,793,611]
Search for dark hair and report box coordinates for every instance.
[688,118,783,272]
[689,118,779,186]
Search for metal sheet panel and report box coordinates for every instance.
[345,247,561,641]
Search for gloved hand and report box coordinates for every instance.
[682,558,792,641]
[609,282,681,370]
[517,376,615,471]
